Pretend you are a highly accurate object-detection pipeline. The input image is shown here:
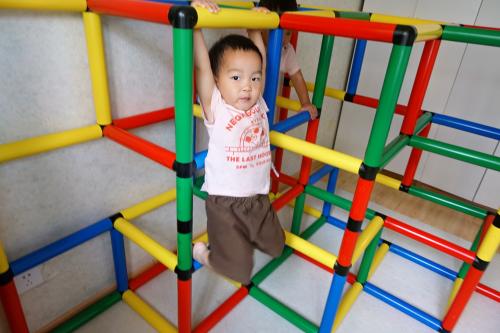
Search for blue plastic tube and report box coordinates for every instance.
[364,282,442,331]
[432,113,500,140]
[263,28,283,128]
[308,165,334,185]
[319,273,346,333]
[346,39,367,95]
[11,218,113,275]
[322,168,339,217]
[111,229,128,293]
[194,150,207,170]
[272,111,310,133]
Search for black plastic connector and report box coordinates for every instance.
[175,266,193,281]
[0,268,14,286]
[109,212,124,225]
[493,213,500,228]
[358,163,379,180]
[244,281,255,291]
[334,262,351,277]
[440,329,451,333]
[382,239,392,247]
[346,217,362,233]
[283,77,291,87]
[472,256,489,271]
[399,184,410,193]
[174,161,195,178]
[393,25,417,46]
[316,107,322,118]
[344,93,354,102]
[177,220,193,234]
[375,211,387,220]
[169,6,198,29]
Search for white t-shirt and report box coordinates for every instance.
[201,87,271,197]
[280,43,300,76]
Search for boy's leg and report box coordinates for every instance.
[250,195,286,258]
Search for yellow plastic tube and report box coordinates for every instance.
[193,232,209,244]
[413,24,443,42]
[270,131,362,175]
[276,96,302,112]
[285,231,337,268]
[0,125,102,163]
[375,173,401,190]
[0,0,86,11]
[367,242,390,280]
[305,82,346,101]
[351,216,384,265]
[0,241,9,274]
[476,224,500,262]
[195,7,279,29]
[370,13,445,26]
[332,282,363,332]
[193,104,203,119]
[122,290,178,333]
[114,218,177,272]
[286,10,335,18]
[446,278,463,311]
[83,12,112,126]
[121,188,176,221]
[216,1,254,9]
[272,191,322,218]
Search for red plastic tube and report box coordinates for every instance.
[178,279,192,333]
[129,262,167,291]
[88,0,172,25]
[272,184,304,211]
[349,178,375,221]
[192,287,248,333]
[298,119,320,185]
[280,15,397,43]
[113,107,175,130]
[0,280,29,333]
[476,282,500,302]
[401,124,431,187]
[104,125,176,169]
[294,250,357,284]
[352,94,407,116]
[271,171,298,188]
[401,40,441,135]
[442,267,483,331]
[384,216,475,263]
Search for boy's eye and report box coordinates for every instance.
[231,75,240,81]
[252,77,261,82]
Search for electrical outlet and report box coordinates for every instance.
[14,266,44,294]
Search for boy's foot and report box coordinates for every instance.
[193,242,211,267]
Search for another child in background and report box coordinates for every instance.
[259,0,318,119]
[191,0,285,285]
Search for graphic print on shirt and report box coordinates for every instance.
[224,104,271,170]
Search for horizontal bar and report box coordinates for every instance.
[384,216,476,264]
[432,113,500,141]
[88,0,172,24]
[0,0,86,11]
[304,82,346,101]
[352,216,384,264]
[272,184,303,211]
[370,13,445,26]
[442,25,500,46]
[0,125,102,163]
[51,292,122,333]
[272,111,311,133]
[409,186,488,219]
[280,14,397,43]
[308,165,335,185]
[284,231,337,268]
[333,10,371,20]
[113,107,175,130]
[276,96,302,112]
[250,286,318,333]
[389,243,456,280]
[194,7,279,29]
[351,94,407,115]
[364,282,442,331]
[114,218,177,271]
[414,112,433,134]
[122,290,177,332]
[381,134,410,169]
[194,150,207,170]
[10,219,113,275]
[409,135,500,171]
[120,188,176,220]
[104,125,176,169]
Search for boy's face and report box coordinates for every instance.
[215,49,263,111]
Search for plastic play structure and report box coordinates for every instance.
[0,1,499,332]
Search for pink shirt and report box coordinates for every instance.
[280,43,300,76]
[201,87,271,197]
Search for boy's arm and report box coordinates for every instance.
[248,29,267,88]
[193,29,215,123]
[290,70,318,119]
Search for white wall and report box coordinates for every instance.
[335,0,500,208]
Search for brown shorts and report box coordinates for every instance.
[206,194,285,284]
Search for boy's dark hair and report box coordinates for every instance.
[209,34,263,76]
[258,0,298,14]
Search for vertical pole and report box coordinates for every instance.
[321,167,339,218]
[0,241,29,333]
[346,39,367,96]
[264,28,283,128]
[83,12,112,126]
[320,41,413,333]
[110,229,128,293]
[170,6,197,333]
